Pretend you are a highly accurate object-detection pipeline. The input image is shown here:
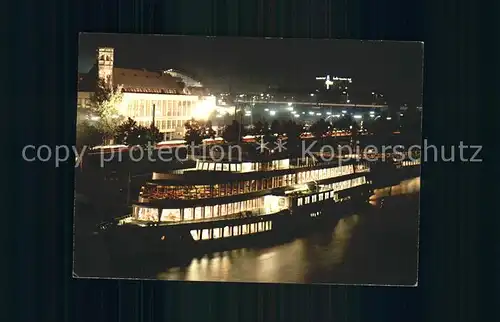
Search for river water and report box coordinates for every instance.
[121,177,420,285]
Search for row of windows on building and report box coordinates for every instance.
[126,99,196,118]
[296,176,366,206]
[134,119,186,131]
[141,164,361,201]
[189,221,273,241]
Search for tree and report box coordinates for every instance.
[76,121,104,149]
[204,120,216,139]
[282,120,303,152]
[184,119,204,146]
[309,119,330,138]
[270,120,281,134]
[114,117,162,147]
[252,121,265,135]
[142,125,162,145]
[88,78,125,143]
[400,106,422,140]
[366,111,396,139]
[332,115,356,131]
[222,120,241,143]
[114,118,137,145]
[261,122,274,144]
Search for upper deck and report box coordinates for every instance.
[138,155,370,202]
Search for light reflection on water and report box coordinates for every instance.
[157,177,420,284]
[157,214,364,283]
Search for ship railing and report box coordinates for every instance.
[97,213,132,230]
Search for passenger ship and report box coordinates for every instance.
[101,154,373,259]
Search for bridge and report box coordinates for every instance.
[234,99,388,108]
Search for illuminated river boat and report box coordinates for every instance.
[100,154,374,260]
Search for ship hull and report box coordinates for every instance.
[100,184,372,264]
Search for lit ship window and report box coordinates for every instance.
[184,208,193,221]
[190,230,200,241]
[213,228,222,239]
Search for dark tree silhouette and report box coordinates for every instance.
[114,118,137,145]
[261,121,274,144]
[222,120,241,143]
[270,120,282,134]
[115,117,162,147]
[282,120,303,152]
[252,121,265,135]
[332,115,356,131]
[204,120,216,139]
[400,106,422,140]
[184,119,204,145]
[309,119,330,139]
[366,111,396,140]
[76,121,104,149]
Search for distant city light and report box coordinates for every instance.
[347,100,350,103]
[369,111,375,114]
[264,108,269,111]
[386,117,392,120]
[353,115,362,119]
[316,113,322,116]
[370,115,375,118]
[294,114,300,118]
[310,93,315,97]
[287,107,293,111]
[342,110,347,114]
[270,110,276,116]
[308,111,315,115]
[287,102,292,106]
[326,112,332,115]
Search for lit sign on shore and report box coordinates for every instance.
[316,75,352,89]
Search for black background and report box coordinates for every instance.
[6,0,494,321]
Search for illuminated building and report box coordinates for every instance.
[101,154,373,256]
[77,47,216,139]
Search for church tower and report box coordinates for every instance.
[97,47,114,86]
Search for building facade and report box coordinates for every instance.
[77,47,216,139]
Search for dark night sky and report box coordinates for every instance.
[79,33,423,106]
